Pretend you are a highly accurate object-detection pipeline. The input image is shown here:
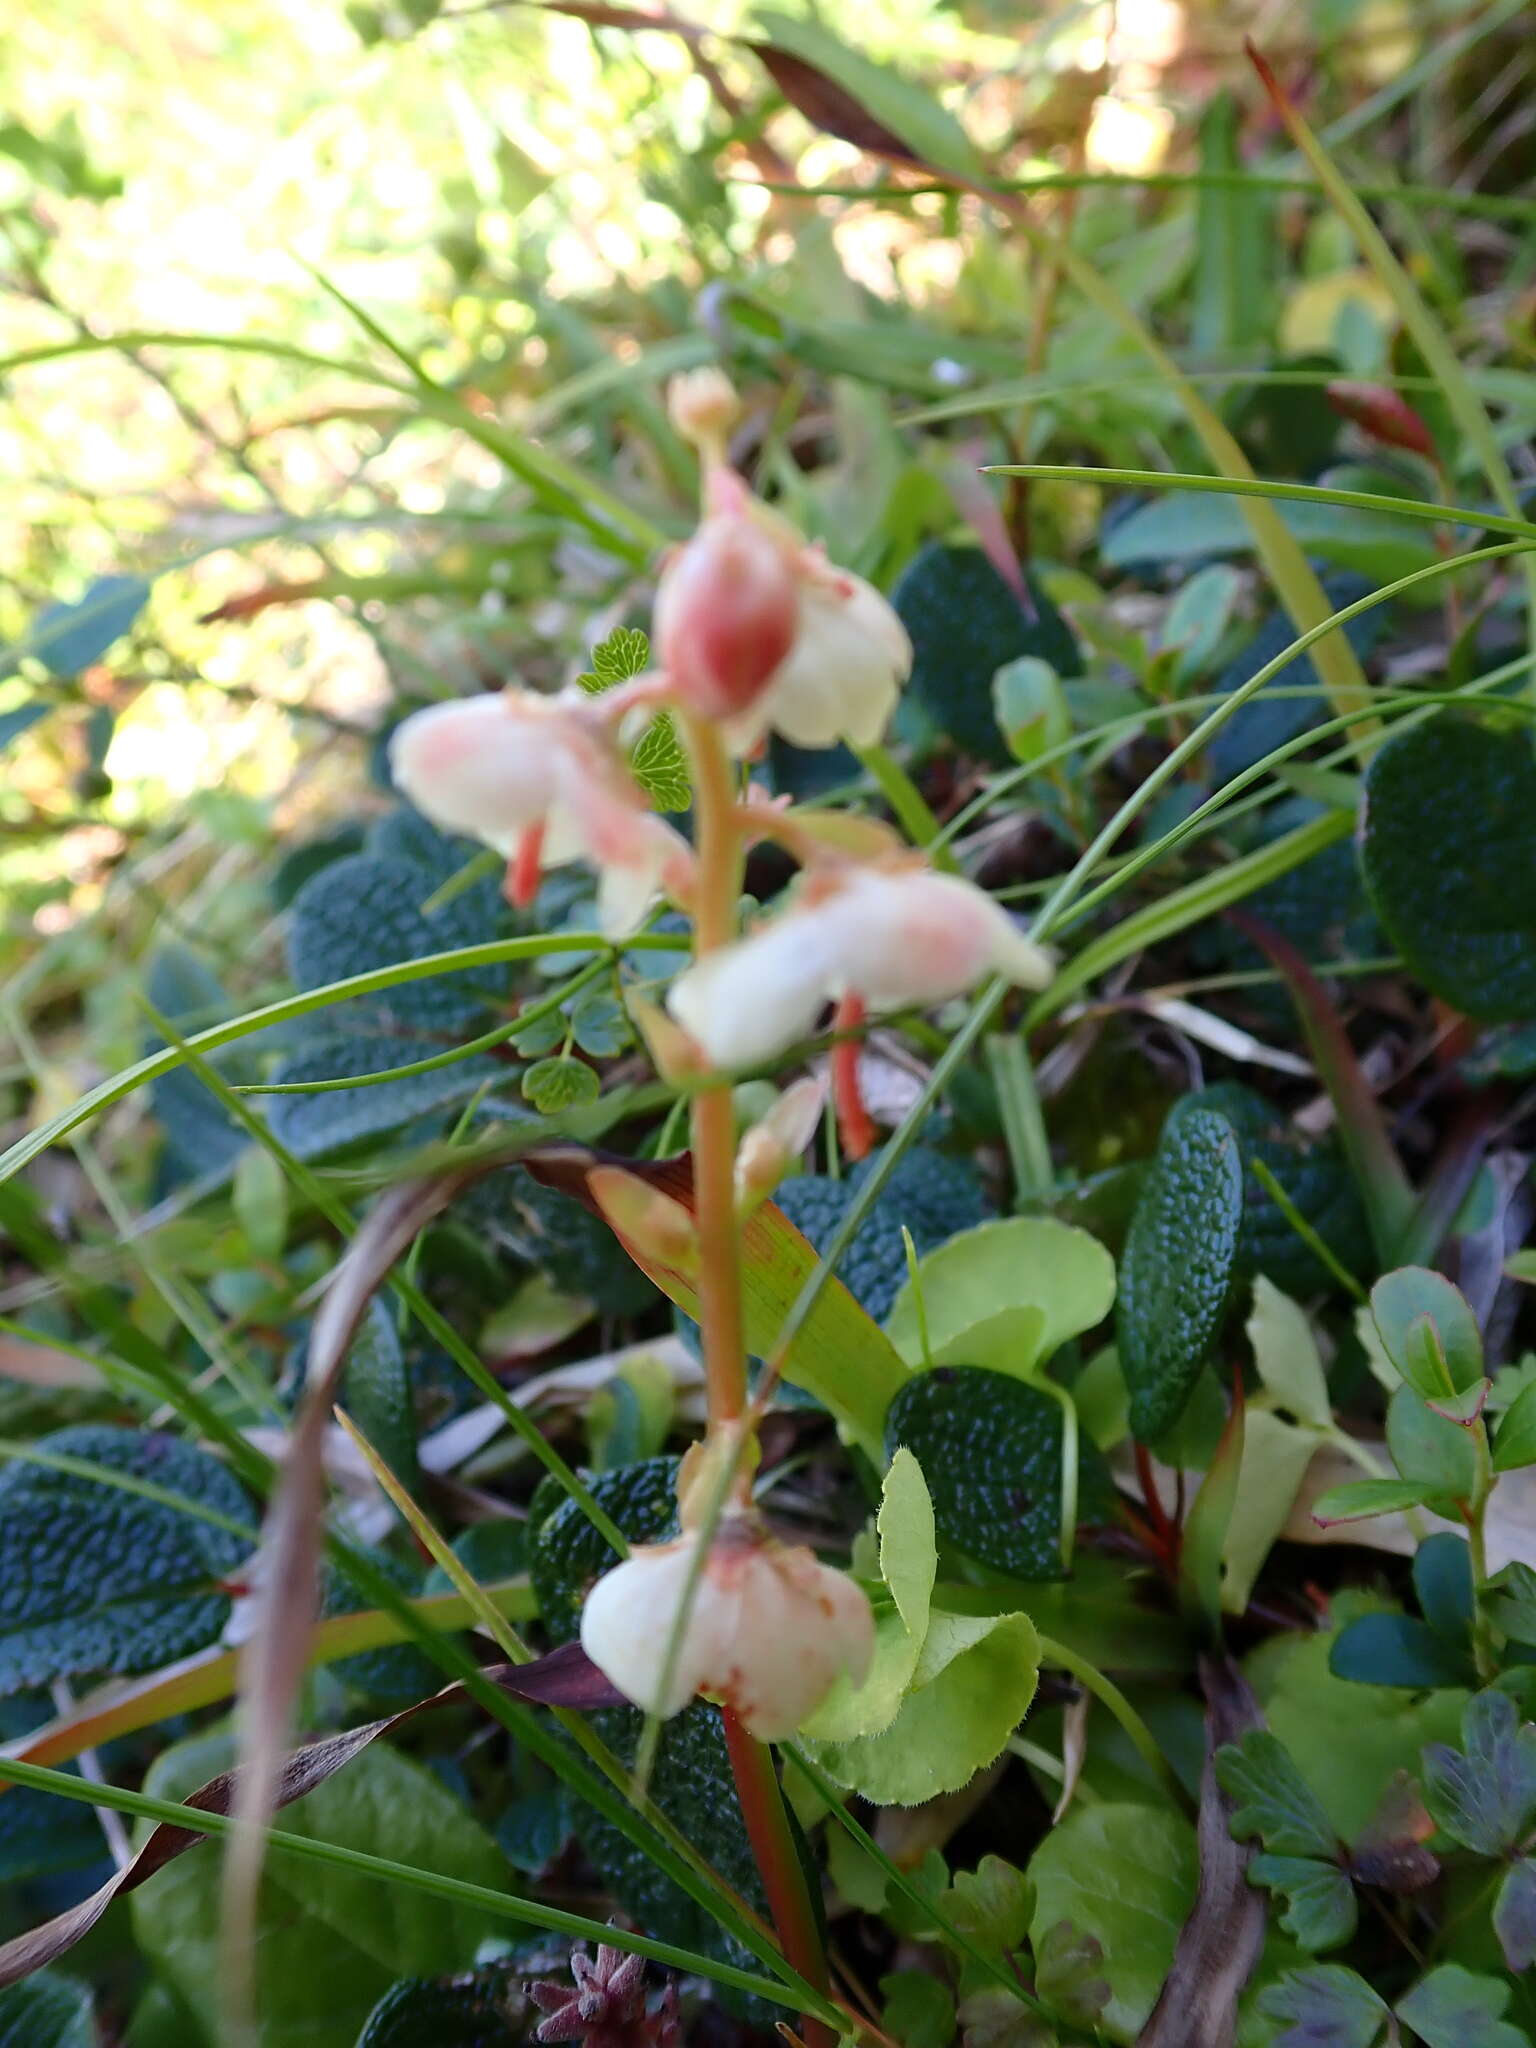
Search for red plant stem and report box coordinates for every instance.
[680,711,749,1432]
[830,994,875,1161]
[680,711,836,2032]
[1134,1441,1177,1559]
[721,1707,836,2048]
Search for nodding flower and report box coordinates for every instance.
[578,1509,874,1742]
[665,862,1055,1073]
[388,688,693,938]
[654,454,911,753]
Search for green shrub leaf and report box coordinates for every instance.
[132,1732,508,2047]
[0,1427,251,1695]
[1361,714,1536,1022]
[1257,1964,1389,2048]
[1025,1804,1195,2041]
[0,1974,95,2048]
[892,544,1081,763]
[1117,1102,1244,1441]
[885,1216,1115,1381]
[1421,1689,1536,1856]
[354,1974,520,2047]
[1394,1964,1528,2048]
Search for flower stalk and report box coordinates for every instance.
[388,365,1057,2048]
[679,709,750,1437]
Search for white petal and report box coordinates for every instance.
[667,914,839,1069]
[579,1539,712,1719]
[388,695,550,855]
[817,870,1047,1014]
[756,573,911,751]
[703,1544,876,1742]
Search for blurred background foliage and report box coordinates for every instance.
[2,0,1533,1153]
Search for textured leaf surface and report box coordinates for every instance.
[132,1733,507,2048]
[267,1037,513,1156]
[342,1299,418,1491]
[354,1974,521,2047]
[287,852,504,1030]
[1361,714,1536,1022]
[0,1426,251,1695]
[1191,1081,1369,1297]
[1118,1102,1244,1441]
[892,544,1081,762]
[885,1366,1108,1578]
[777,1144,991,1327]
[0,1974,95,2048]
[1026,1804,1195,2042]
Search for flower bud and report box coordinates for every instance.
[667,366,740,457]
[579,1512,874,1740]
[1326,380,1436,460]
[654,512,799,722]
[667,865,1055,1072]
[735,1076,827,1214]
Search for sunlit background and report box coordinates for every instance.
[2,0,1529,1023]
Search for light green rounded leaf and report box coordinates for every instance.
[808,1609,1040,1807]
[886,1217,1115,1378]
[1026,1803,1197,2042]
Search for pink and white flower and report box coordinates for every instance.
[579,1512,874,1741]
[653,465,911,753]
[665,864,1054,1071]
[388,689,692,938]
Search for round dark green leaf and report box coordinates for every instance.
[1362,713,1536,1022]
[892,542,1081,762]
[884,1365,1113,1579]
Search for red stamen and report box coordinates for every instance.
[506,821,545,909]
[831,993,875,1161]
